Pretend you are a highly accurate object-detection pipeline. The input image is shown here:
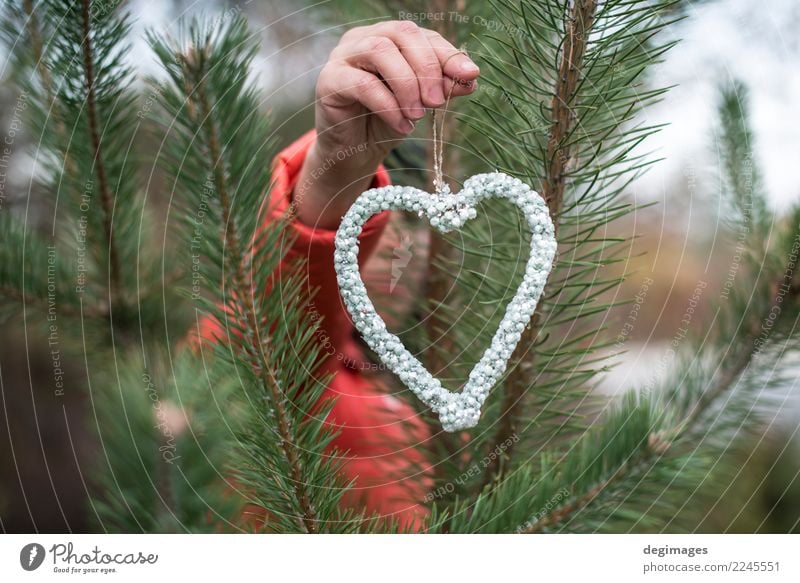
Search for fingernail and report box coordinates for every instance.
[409,103,425,119]
[428,87,445,107]
[399,119,415,134]
[460,60,480,74]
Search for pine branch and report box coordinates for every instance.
[183,50,318,534]
[520,293,795,533]
[521,453,636,533]
[149,16,371,532]
[0,1,148,318]
[521,79,788,532]
[543,0,597,215]
[79,0,123,310]
[483,0,598,486]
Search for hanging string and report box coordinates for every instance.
[431,50,466,195]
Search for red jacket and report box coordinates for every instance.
[195,131,432,531]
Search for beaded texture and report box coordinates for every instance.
[334,172,556,431]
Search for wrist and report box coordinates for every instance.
[294,139,384,229]
[311,135,386,175]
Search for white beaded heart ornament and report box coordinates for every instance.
[334,172,556,431]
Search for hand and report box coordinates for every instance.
[295,20,480,229]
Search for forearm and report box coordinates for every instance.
[294,140,385,230]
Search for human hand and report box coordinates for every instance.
[295,20,480,229]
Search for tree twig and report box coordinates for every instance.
[483,0,598,487]
[80,0,123,312]
[188,56,319,533]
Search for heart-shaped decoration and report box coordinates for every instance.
[334,172,556,431]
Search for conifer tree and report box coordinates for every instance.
[1,0,797,533]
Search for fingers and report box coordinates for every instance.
[317,65,414,135]
[373,20,446,107]
[346,35,426,120]
[323,21,481,132]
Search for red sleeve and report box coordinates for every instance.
[268,130,391,367]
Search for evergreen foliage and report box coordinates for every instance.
[1,0,797,533]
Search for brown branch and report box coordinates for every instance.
[188,57,319,533]
[80,0,123,311]
[483,0,597,487]
[543,0,597,216]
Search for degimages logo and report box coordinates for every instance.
[19,543,46,571]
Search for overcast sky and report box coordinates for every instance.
[636,0,800,209]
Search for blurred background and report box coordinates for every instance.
[1,0,799,533]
